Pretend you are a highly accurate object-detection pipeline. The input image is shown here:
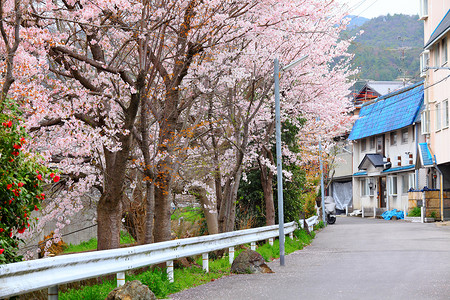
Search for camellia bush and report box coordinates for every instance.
[0,101,56,264]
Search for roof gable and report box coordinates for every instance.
[349,82,424,141]
[358,153,386,170]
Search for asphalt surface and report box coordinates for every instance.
[169,216,450,300]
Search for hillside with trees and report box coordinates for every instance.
[343,14,424,82]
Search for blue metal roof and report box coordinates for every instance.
[381,165,415,173]
[348,82,424,141]
[418,143,434,167]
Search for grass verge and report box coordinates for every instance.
[59,228,315,299]
[63,231,135,253]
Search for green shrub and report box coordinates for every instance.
[408,207,421,217]
[314,220,325,230]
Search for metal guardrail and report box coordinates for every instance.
[0,217,318,298]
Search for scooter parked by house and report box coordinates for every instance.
[324,196,336,224]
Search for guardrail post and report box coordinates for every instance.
[116,272,125,287]
[362,206,365,218]
[48,285,58,300]
[345,204,348,216]
[289,232,293,239]
[269,238,273,246]
[229,247,234,264]
[167,260,174,282]
[250,242,256,251]
[202,253,209,272]
[373,206,376,218]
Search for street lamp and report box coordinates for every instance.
[274,55,308,266]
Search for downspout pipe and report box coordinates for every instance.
[415,123,419,189]
[434,155,444,221]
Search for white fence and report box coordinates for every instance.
[0,216,318,299]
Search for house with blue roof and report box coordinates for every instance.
[348,82,427,213]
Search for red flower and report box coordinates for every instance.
[0,249,4,255]
[24,213,27,218]
[37,174,42,180]
[17,227,25,234]
[6,184,12,190]
[34,205,39,211]
[13,144,21,150]
[20,137,26,144]
[0,228,4,233]
[53,175,60,183]
[8,199,12,205]
[49,173,55,178]
[12,151,19,156]
[8,158,14,162]
[18,182,24,187]
[9,231,12,237]
[6,120,12,127]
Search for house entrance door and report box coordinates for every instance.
[379,177,386,208]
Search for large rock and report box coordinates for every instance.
[106,280,156,300]
[231,250,274,274]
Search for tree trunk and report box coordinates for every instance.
[260,166,275,226]
[153,161,172,242]
[97,192,122,250]
[218,168,242,233]
[258,145,276,226]
[190,186,219,235]
[144,181,155,244]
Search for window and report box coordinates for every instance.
[376,136,383,153]
[388,176,398,196]
[422,109,430,134]
[420,50,430,77]
[443,37,448,64]
[443,100,449,128]
[370,137,375,149]
[434,43,440,67]
[390,131,397,146]
[361,139,366,152]
[409,173,416,190]
[361,178,375,196]
[419,0,428,19]
[401,129,408,144]
[402,173,415,194]
[436,102,441,131]
[402,175,408,194]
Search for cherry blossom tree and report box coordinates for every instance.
[179,0,355,231]
[1,0,356,253]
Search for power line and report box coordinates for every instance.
[355,73,450,116]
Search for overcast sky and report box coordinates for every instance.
[339,0,420,19]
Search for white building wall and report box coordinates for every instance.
[351,124,427,211]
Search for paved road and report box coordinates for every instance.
[169,216,450,300]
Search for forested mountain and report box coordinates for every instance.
[343,14,424,82]
[347,15,369,28]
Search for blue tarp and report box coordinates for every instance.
[381,209,404,220]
